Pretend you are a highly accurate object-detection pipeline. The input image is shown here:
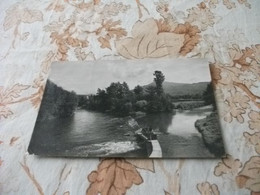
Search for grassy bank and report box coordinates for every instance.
[195,112,225,157]
[172,100,205,110]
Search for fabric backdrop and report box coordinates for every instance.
[0,0,260,194]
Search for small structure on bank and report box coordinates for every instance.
[135,127,162,158]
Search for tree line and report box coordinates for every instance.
[37,79,78,120]
[38,71,216,120]
[82,71,173,116]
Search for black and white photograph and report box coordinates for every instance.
[28,59,225,158]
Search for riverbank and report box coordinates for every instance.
[134,107,218,158]
[172,100,205,110]
[30,105,224,158]
[195,112,225,157]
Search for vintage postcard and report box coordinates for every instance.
[28,59,225,158]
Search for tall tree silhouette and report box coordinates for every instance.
[203,82,216,110]
[153,70,165,96]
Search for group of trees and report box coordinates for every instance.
[170,94,203,101]
[85,71,173,116]
[39,72,216,119]
[171,83,216,110]
[203,83,216,110]
[38,80,78,120]
[38,70,217,119]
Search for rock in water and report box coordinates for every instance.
[195,112,225,157]
[127,117,139,128]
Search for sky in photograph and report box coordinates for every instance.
[49,59,211,95]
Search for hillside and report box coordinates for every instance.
[144,81,209,97]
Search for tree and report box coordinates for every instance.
[203,83,216,110]
[84,71,173,115]
[134,85,143,96]
[96,88,110,111]
[135,100,147,111]
[145,85,157,100]
[106,82,130,99]
[38,80,78,120]
[134,85,144,100]
[61,91,78,117]
[153,70,165,96]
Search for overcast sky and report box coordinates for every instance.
[49,59,211,95]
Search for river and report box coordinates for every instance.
[136,106,214,158]
[29,106,215,158]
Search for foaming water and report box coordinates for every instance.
[30,109,142,157]
[69,141,140,157]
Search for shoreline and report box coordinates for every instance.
[195,112,225,157]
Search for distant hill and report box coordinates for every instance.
[144,81,210,97]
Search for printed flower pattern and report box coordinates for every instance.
[244,132,260,154]
[0,84,30,119]
[197,182,220,195]
[3,2,43,53]
[248,110,260,131]
[86,159,143,195]
[214,154,242,176]
[4,3,43,31]
[185,2,216,31]
[206,44,260,124]
[115,18,185,59]
[236,156,260,193]
[116,18,201,59]
[43,1,130,60]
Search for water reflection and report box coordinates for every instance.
[30,110,141,156]
[136,112,173,133]
[137,107,212,136]
[29,106,214,157]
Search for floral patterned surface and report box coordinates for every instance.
[0,0,260,194]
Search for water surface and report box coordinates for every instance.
[29,106,214,158]
[136,106,214,158]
